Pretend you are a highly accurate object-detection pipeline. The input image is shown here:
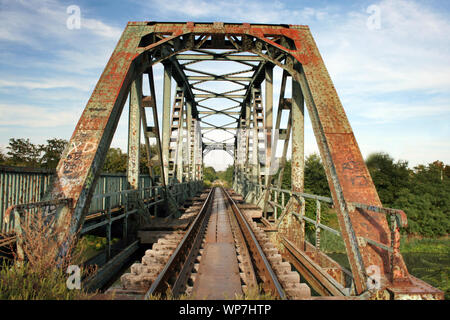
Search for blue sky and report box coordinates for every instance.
[0,0,449,171]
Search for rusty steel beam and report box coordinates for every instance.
[176,89,185,182]
[251,87,259,185]
[176,54,263,61]
[127,76,142,190]
[242,62,267,108]
[49,23,148,258]
[186,99,193,181]
[194,94,245,99]
[264,64,273,186]
[262,70,290,219]
[280,236,348,297]
[146,67,167,188]
[274,71,291,190]
[188,76,252,81]
[163,55,198,118]
[286,75,306,250]
[162,64,172,186]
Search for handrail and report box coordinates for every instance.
[243,180,407,255]
[3,180,203,237]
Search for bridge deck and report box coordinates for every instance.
[192,188,242,299]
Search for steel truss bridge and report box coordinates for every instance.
[0,22,443,300]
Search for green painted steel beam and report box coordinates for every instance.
[188,76,252,81]
[127,75,142,190]
[194,94,245,98]
[176,54,263,61]
[162,65,172,186]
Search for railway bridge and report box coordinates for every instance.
[1,21,443,300]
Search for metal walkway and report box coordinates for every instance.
[192,188,242,299]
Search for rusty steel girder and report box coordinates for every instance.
[48,22,441,298]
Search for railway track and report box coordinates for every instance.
[107,187,311,300]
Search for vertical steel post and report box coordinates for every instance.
[127,75,142,190]
[262,65,274,218]
[186,100,193,181]
[106,195,112,261]
[274,71,291,190]
[265,65,273,185]
[291,76,305,248]
[176,90,185,182]
[192,118,198,180]
[251,88,258,188]
[315,199,321,250]
[162,65,172,186]
[245,101,251,194]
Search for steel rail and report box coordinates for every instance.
[224,194,258,291]
[221,187,287,300]
[144,188,215,299]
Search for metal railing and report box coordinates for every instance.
[238,177,408,274]
[2,173,202,261]
[0,166,203,234]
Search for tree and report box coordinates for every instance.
[6,138,42,167]
[279,160,292,190]
[0,147,6,165]
[273,154,331,197]
[304,153,331,197]
[40,138,68,169]
[217,165,234,187]
[444,164,450,179]
[139,143,161,176]
[203,166,217,182]
[366,152,411,207]
[102,148,127,173]
[364,154,450,237]
[101,144,163,175]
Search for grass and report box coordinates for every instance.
[0,210,96,300]
[233,285,278,300]
[323,234,450,300]
[400,236,450,254]
[147,287,192,300]
[400,236,449,300]
[0,261,93,300]
[75,235,120,263]
[305,217,449,300]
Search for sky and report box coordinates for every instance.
[0,0,449,171]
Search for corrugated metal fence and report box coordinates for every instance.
[0,166,152,233]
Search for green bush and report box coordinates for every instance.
[0,212,95,300]
[0,262,92,300]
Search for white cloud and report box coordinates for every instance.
[319,0,450,95]
[82,19,122,40]
[349,100,450,124]
[148,0,331,24]
[0,0,122,46]
[0,79,91,91]
[0,103,82,128]
[0,0,123,139]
